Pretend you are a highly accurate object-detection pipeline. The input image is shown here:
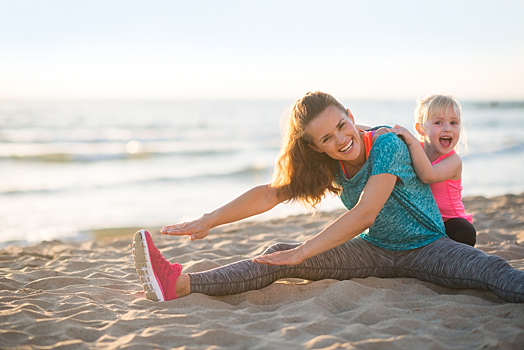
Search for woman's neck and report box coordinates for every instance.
[340,131,367,178]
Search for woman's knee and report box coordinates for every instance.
[263,242,300,255]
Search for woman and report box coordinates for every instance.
[133,91,524,302]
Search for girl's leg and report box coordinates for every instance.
[444,218,477,246]
[396,237,524,302]
[189,237,397,296]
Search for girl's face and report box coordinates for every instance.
[305,105,363,163]
[416,105,461,154]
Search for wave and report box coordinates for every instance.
[0,148,252,163]
[0,128,196,144]
[0,164,273,196]
[462,141,524,159]
[140,165,271,184]
[468,101,524,110]
[0,138,280,162]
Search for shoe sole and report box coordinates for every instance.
[132,230,165,301]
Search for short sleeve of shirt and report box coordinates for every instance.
[369,133,413,184]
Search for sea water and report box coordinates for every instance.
[1,99,523,246]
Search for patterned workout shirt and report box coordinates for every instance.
[335,132,446,251]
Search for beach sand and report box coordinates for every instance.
[1,194,524,350]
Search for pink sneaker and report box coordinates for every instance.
[132,230,182,301]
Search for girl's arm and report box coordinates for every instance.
[388,125,462,183]
[253,173,397,265]
[161,184,283,240]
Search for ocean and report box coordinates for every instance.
[1,99,523,246]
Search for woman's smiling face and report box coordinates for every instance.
[305,105,363,163]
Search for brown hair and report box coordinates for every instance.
[271,91,347,209]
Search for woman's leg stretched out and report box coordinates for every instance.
[133,230,400,300]
[134,231,524,302]
[189,238,524,301]
[189,237,398,295]
[395,237,524,302]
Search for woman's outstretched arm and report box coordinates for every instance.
[161,184,284,240]
[253,173,397,265]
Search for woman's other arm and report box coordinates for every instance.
[253,173,397,265]
[161,184,283,240]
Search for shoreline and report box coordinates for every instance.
[1,193,524,349]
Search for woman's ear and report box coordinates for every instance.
[415,123,425,136]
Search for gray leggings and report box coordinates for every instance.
[189,237,524,303]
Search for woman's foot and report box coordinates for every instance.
[132,230,186,301]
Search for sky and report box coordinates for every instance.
[0,0,523,101]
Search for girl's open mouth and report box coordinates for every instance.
[440,136,452,148]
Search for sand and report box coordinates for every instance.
[1,194,524,350]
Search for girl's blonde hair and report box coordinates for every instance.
[272,91,344,209]
[414,93,467,152]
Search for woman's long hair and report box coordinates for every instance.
[272,91,346,209]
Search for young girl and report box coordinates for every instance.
[389,94,476,246]
[133,91,523,303]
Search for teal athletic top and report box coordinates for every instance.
[335,132,446,251]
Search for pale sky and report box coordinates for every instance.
[1,0,523,100]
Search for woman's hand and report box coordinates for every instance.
[160,185,282,242]
[387,124,418,146]
[252,246,306,266]
[160,215,212,241]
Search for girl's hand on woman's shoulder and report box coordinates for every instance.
[387,124,418,146]
[160,215,212,241]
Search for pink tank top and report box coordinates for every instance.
[428,150,473,223]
